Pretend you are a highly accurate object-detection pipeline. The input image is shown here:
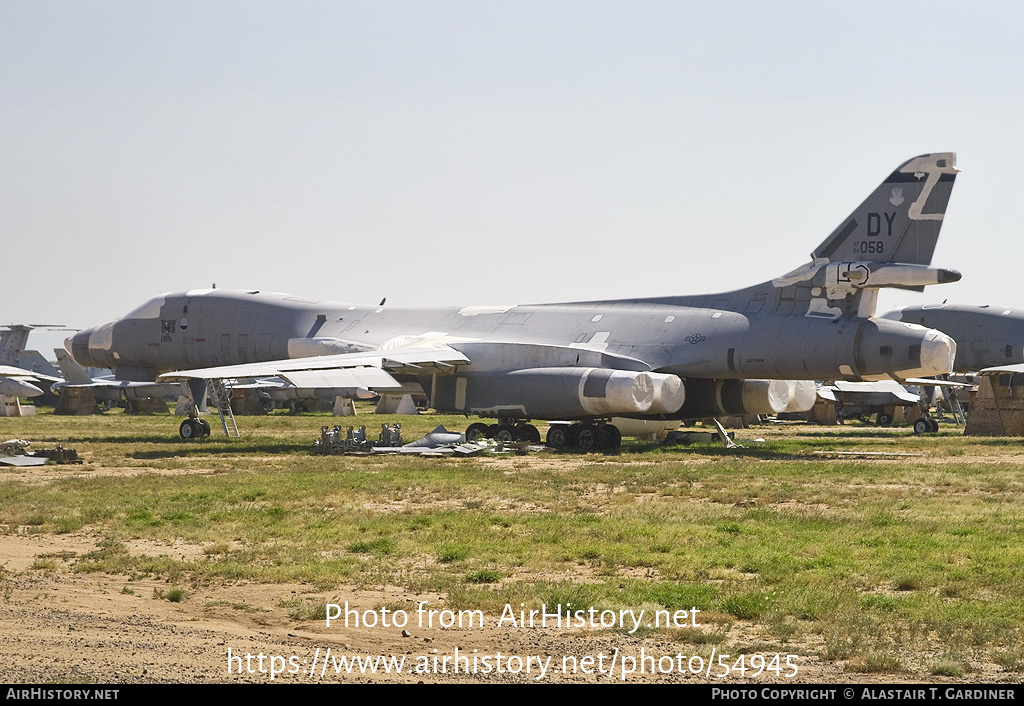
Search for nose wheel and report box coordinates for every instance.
[179,418,211,439]
[912,416,939,434]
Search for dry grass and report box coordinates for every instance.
[2,408,1024,680]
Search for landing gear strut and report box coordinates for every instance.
[178,378,216,440]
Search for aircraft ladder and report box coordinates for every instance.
[947,387,966,426]
[206,379,239,437]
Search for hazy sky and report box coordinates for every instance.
[3,1,1023,356]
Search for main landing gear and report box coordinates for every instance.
[179,418,211,439]
[463,420,622,450]
[465,422,542,444]
[545,422,621,451]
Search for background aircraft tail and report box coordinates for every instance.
[54,348,96,385]
[811,153,957,266]
[0,326,33,366]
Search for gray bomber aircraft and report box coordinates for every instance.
[882,303,1024,372]
[882,303,1024,435]
[69,152,962,447]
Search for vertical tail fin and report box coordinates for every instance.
[0,326,32,366]
[811,153,957,266]
[54,348,96,385]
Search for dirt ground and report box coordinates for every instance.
[0,530,891,684]
[0,445,1013,685]
[0,527,1005,684]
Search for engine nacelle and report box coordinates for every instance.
[434,367,685,420]
[785,380,817,413]
[676,379,792,418]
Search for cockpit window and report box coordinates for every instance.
[124,294,169,320]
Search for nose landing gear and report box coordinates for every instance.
[179,418,211,439]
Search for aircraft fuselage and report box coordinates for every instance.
[71,288,952,393]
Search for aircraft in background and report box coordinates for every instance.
[225,375,378,413]
[820,380,921,422]
[0,364,49,417]
[880,303,1024,435]
[882,304,1024,372]
[0,325,65,415]
[51,349,184,412]
[70,152,961,446]
[2,324,66,373]
[1,325,39,367]
[16,350,61,381]
[0,324,69,408]
[0,366,45,399]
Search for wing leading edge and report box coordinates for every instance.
[159,344,471,394]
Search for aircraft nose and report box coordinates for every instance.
[919,330,956,377]
[67,330,90,361]
[67,327,107,368]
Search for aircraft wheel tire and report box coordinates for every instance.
[912,418,931,435]
[546,425,570,449]
[179,419,199,440]
[466,422,490,441]
[927,418,939,433]
[567,424,581,446]
[492,424,517,442]
[577,425,598,451]
[599,425,621,450]
[199,419,211,437]
[876,413,893,427]
[516,424,541,443]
